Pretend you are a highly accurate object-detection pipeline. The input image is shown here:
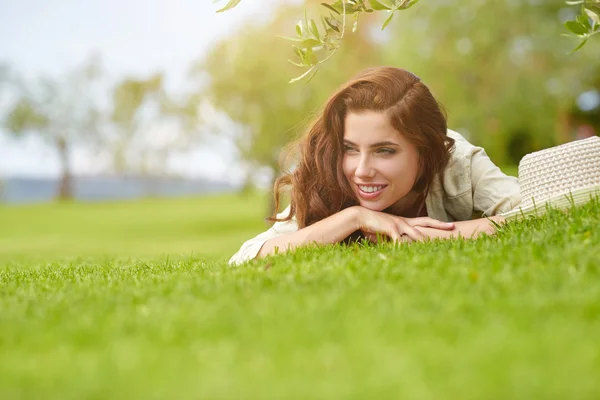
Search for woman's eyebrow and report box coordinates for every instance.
[343,139,400,148]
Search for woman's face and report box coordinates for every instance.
[342,110,420,212]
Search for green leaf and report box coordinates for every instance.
[304,6,310,38]
[330,1,345,14]
[565,0,584,4]
[321,2,341,15]
[382,11,395,30]
[368,0,392,10]
[344,3,360,13]
[320,15,329,33]
[216,0,241,13]
[305,48,319,65]
[310,19,321,40]
[321,0,349,15]
[565,20,588,35]
[325,16,342,32]
[577,12,592,29]
[585,8,600,25]
[569,38,588,53]
[298,38,322,49]
[296,21,303,37]
[292,45,305,61]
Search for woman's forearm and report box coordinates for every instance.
[256,211,503,260]
[256,207,360,259]
[416,216,504,241]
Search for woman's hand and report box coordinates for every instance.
[352,206,455,243]
[415,215,504,241]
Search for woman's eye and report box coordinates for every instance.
[344,146,357,153]
[377,148,396,155]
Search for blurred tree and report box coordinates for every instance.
[0,63,12,201]
[209,0,600,176]
[108,74,197,196]
[379,0,600,164]
[215,0,420,82]
[195,2,384,213]
[215,1,599,82]
[110,74,163,173]
[3,57,102,200]
[108,74,169,196]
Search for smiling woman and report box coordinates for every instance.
[229,66,521,265]
[342,111,422,216]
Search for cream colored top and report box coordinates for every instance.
[229,130,521,265]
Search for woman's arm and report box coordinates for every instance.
[257,206,455,259]
[257,207,361,258]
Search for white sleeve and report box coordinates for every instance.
[228,205,299,266]
[469,146,521,216]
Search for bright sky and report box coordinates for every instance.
[0,0,282,182]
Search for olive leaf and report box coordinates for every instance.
[215,0,241,13]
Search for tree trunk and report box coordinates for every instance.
[56,137,73,201]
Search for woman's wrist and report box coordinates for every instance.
[300,206,365,245]
[346,205,364,232]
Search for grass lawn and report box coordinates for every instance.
[0,192,270,264]
[1,190,599,399]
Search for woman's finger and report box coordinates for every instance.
[411,217,455,230]
[397,220,424,241]
[386,224,403,242]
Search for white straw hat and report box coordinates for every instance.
[502,135,600,220]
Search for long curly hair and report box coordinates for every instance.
[270,66,455,230]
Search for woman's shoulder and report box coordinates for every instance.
[429,129,484,203]
[447,129,478,157]
[437,129,475,192]
[427,128,519,220]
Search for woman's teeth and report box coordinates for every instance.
[359,185,385,193]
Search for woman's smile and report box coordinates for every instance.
[356,184,388,199]
[343,110,420,211]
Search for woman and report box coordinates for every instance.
[229,67,520,265]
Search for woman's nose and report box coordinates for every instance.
[355,155,375,178]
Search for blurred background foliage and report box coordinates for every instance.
[1,0,599,205]
[203,0,600,190]
[378,0,600,165]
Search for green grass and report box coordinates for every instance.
[1,191,599,399]
[0,192,270,263]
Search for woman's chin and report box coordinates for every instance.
[359,201,387,212]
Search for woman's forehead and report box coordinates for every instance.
[343,111,404,142]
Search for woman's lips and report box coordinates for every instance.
[357,184,387,200]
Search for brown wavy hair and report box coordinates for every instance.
[271,66,455,230]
